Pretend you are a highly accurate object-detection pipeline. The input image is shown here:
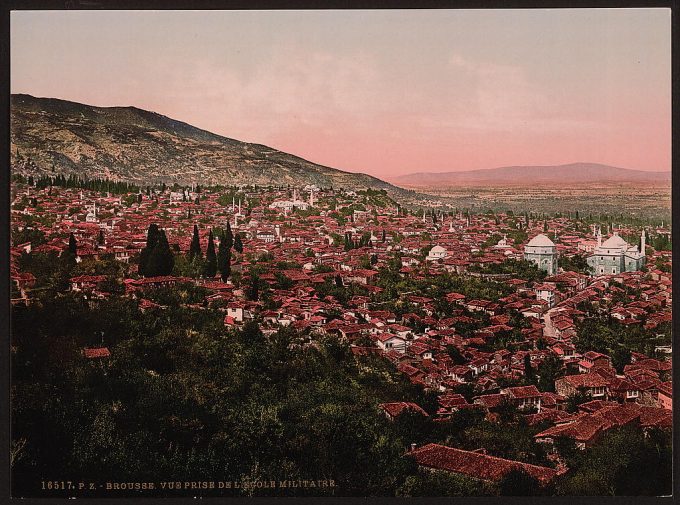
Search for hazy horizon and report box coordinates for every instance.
[11,9,671,178]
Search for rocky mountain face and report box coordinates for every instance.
[10,94,397,192]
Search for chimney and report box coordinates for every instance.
[409,443,417,452]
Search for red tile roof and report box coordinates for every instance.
[504,385,541,399]
[560,373,610,388]
[379,402,429,418]
[82,347,110,359]
[409,443,559,484]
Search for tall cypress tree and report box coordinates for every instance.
[189,224,202,259]
[204,230,217,278]
[234,233,243,254]
[146,229,174,277]
[158,230,174,275]
[224,222,234,251]
[139,224,160,277]
[524,354,535,384]
[67,233,77,256]
[247,273,260,301]
[217,230,232,282]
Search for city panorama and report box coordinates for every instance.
[9,8,672,498]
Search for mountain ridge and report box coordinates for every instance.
[390,163,670,186]
[9,94,399,192]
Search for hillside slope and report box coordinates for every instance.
[10,94,397,191]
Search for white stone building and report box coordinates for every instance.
[524,234,558,275]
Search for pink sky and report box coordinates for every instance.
[11,9,671,179]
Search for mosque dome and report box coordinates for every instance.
[526,234,555,248]
[601,234,628,249]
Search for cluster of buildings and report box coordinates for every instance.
[10,180,672,487]
[523,229,647,277]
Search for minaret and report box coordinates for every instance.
[597,227,602,247]
[640,229,646,255]
[238,198,242,215]
[309,190,314,207]
[422,209,426,223]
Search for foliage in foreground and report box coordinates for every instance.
[11,291,672,497]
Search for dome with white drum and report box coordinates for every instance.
[600,234,628,250]
[526,234,555,248]
[524,233,558,275]
[587,229,646,276]
[426,245,448,261]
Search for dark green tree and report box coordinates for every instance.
[246,273,261,301]
[234,233,243,254]
[498,469,543,496]
[146,229,174,277]
[611,347,632,374]
[446,345,466,365]
[224,222,234,250]
[189,225,202,259]
[68,233,77,256]
[565,391,592,413]
[203,230,217,278]
[217,231,232,282]
[523,354,535,384]
[138,223,160,277]
[537,355,562,392]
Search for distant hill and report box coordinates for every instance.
[10,94,399,192]
[391,163,671,187]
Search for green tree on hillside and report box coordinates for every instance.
[189,224,202,259]
[203,230,217,278]
[234,234,243,254]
